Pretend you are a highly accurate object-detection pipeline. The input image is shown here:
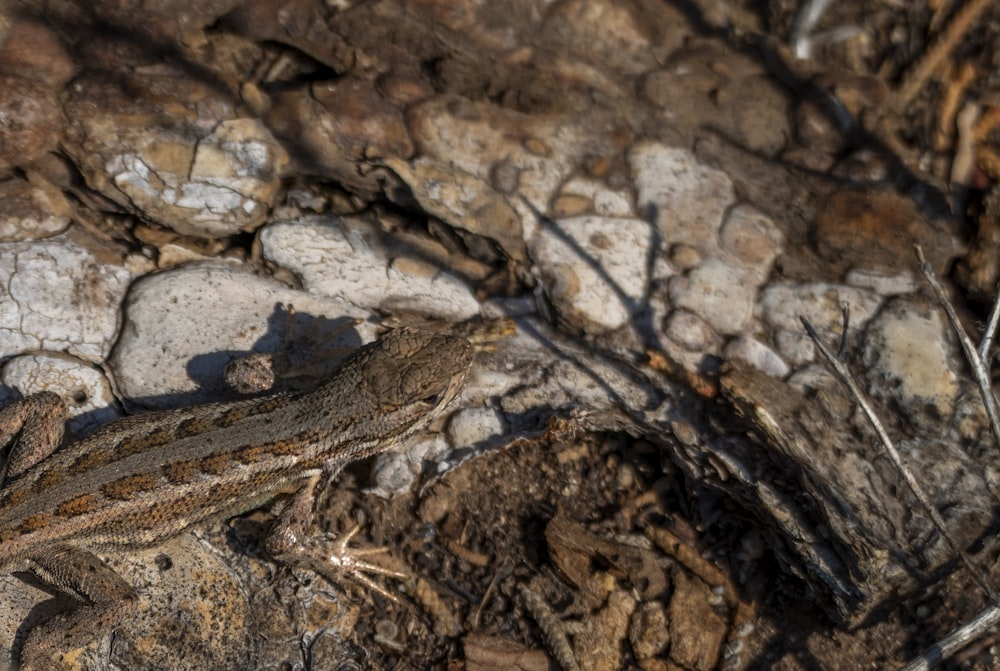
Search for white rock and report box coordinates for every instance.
[0,231,133,362]
[724,336,790,378]
[102,119,287,238]
[368,452,417,497]
[0,352,120,435]
[664,309,717,351]
[668,258,759,334]
[446,406,506,447]
[773,330,816,366]
[629,142,735,254]
[862,297,959,423]
[786,363,839,395]
[758,283,883,366]
[369,435,454,499]
[845,268,918,295]
[109,263,372,408]
[528,215,652,332]
[758,282,883,335]
[261,216,480,322]
[407,97,594,240]
[383,157,524,261]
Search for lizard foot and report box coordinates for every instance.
[281,525,410,602]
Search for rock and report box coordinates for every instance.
[724,336,790,378]
[0,177,72,242]
[64,74,288,238]
[528,215,652,332]
[0,230,134,362]
[109,263,371,407]
[630,143,734,255]
[260,216,480,322]
[862,297,961,426]
[0,353,120,435]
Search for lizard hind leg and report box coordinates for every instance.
[18,545,137,671]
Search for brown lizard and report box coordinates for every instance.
[0,327,473,670]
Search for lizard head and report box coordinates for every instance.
[320,327,474,459]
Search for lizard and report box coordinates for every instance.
[0,326,474,670]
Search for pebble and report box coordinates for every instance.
[669,258,760,335]
[724,336,790,378]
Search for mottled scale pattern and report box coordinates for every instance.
[0,328,473,559]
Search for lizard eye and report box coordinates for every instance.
[421,393,443,406]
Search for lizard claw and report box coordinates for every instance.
[300,525,410,602]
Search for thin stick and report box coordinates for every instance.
[900,604,1000,671]
[915,246,1000,455]
[978,282,1000,361]
[800,317,994,600]
[895,0,993,106]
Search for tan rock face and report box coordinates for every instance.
[63,73,288,238]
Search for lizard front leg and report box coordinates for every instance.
[17,545,137,671]
[264,473,407,599]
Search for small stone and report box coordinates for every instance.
[724,336,789,378]
[369,451,417,497]
[773,330,816,366]
[718,205,784,267]
[845,268,918,295]
[0,75,61,171]
[668,572,726,670]
[0,177,72,242]
[551,193,593,217]
[384,157,525,262]
[758,282,883,336]
[669,258,759,335]
[669,244,702,272]
[407,96,599,239]
[629,601,669,661]
[558,176,634,217]
[664,310,716,352]
[0,18,76,87]
[446,407,505,447]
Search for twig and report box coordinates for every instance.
[915,245,1000,455]
[895,0,993,106]
[978,282,1000,361]
[800,317,994,600]
[790,0,834,59]
[899,605,1000,671]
